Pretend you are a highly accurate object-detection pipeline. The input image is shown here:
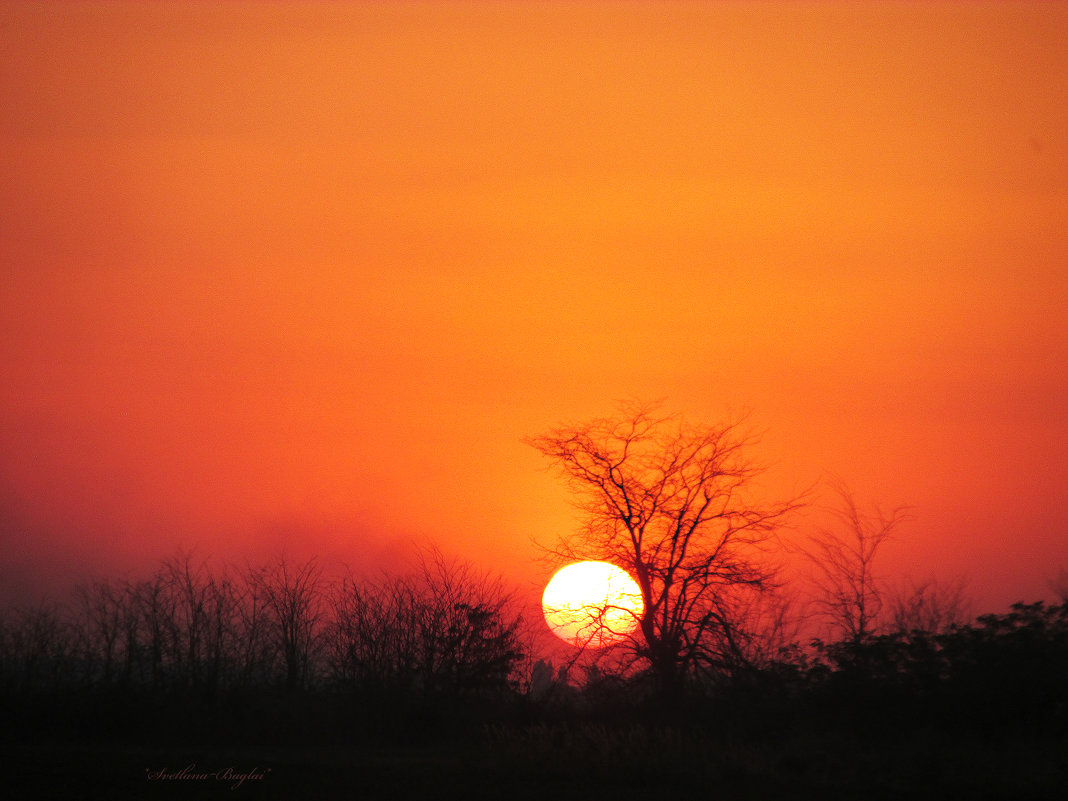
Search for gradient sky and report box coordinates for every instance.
[2,2,1066,615]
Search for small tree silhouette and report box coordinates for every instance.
[888,576,970,635]
[247,554,325,693]
[800,483,909,642]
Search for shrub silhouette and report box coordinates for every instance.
[809,601,1068,735]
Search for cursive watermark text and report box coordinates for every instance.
[145,764,271,790]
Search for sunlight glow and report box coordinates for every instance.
[541,561,644,648]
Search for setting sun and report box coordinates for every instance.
[541,561,644,648]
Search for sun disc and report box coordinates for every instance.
[541,561,644,648]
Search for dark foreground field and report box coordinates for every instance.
[8,726,1067,801]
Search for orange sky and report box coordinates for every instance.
[2,2,1066,615]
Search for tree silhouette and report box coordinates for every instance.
[526,402,802,694]
[888,576,970,635]
[247,554,325,693]
[0,602,72,694]
[799,484,909,642]
[327,549,523,698]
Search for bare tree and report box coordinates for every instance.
[248,554,325,692]
[526,402,802,693]
[0,602,72,693]
[70,553,251,695]
[131,572,176,691]
[74,578,139,687]
[414,549,523,695]
[232,572,273,691]
[328,571,421,691]
[327,549,523,697]
[800,484,910,642]
[159,552,212,691]
[888,576,970,634]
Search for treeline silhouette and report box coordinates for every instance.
[3,551,1068,798]
[3,550,1067,740]
[0,551,525,746]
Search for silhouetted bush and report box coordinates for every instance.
[808,601,1068,735]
